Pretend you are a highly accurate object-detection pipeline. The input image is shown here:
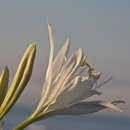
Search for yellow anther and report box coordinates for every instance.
[81,56,87,67]
[81,56,93,77]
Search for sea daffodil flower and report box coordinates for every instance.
[0,43,36,120]
[14,23,124,130]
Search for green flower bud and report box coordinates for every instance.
[0,43,36,119]
[0,66,9,105]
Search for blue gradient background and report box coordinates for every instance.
[0,0,130,130]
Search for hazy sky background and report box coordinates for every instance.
[0,0,130,117]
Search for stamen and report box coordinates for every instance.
[80,56,100,80]
[80,56,87,67]
[87,67,94,78]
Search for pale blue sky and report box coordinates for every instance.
[0,0,129,115]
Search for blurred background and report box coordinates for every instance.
[0,0,130,129]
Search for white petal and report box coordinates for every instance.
[99,101,124,112]
[47,75,81,110]
[47,49,83,103]
[46,22,54,81]
[41,39,70,106]
[47,76,98,111]
[52,39,70,81]
[40,48,83,113]
[54,100,124,115]
[42,23,54,95]
[36,23,54,112]
[36,39,82,113]
[54,48,83,88]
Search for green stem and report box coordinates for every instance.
[13,116,35,130]
[13,112,54,130]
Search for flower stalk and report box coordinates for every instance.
[13,111,54,130]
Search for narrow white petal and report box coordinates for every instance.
[99,101,124,112]
[52,39,70,81]
[47,75,81,110]
[40,48,83,113]
[55,100,124,115]
[54,48,83,87]
[40,40,70,107]
[36,23,54,112]
[46,22,54,80]
[47,77,97,110]
[42,23,54,96]
[47,49,83,104]
[45,61,76,107]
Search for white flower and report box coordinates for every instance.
[31,23,124,118]
[14,23,125,130]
